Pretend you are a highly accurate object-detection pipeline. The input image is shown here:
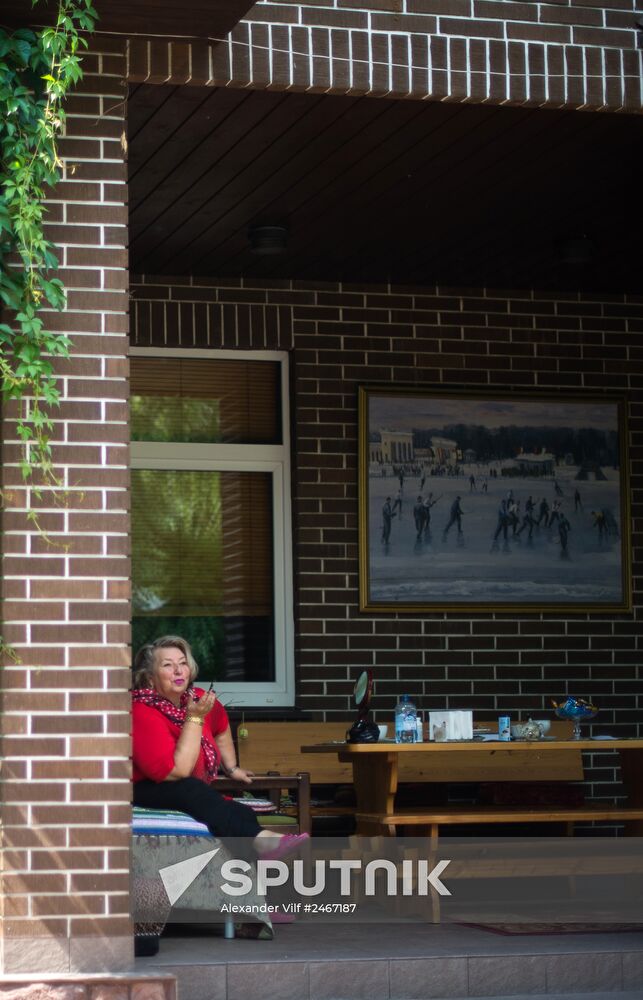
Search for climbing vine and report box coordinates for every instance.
[0,0,97,495]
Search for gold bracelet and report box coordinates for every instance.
[186,715,204,727]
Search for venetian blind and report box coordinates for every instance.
[130,357,280,444]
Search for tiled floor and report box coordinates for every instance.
[137,922,643,999]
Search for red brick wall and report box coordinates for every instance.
[0,38,132,974]
[127,0,643,111]
[131,274,643,797]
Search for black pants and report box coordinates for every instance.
[134,777,262,838]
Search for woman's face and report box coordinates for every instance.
[151,646,191,704]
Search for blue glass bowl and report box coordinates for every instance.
[554,699,598,739]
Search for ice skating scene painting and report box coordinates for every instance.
[359,388,630,611]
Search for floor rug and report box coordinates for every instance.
[460,921,643,936]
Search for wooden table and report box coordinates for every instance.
[302,738,643,837]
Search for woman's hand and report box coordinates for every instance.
[229,767,254,784]
[188,689,216,719]
[214,725,252,784]
[165,689,214,780]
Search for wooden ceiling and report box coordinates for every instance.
[7,0,254,38]
[128,84,643,291]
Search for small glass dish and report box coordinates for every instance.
[553,698,598,740]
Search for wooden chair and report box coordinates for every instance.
[215,771,312,835]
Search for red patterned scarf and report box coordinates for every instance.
[132,687,219,780]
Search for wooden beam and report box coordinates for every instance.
[3,0,255,39]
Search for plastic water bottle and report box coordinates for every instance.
[395,695,417,743]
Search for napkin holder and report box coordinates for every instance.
[429,709,473,741]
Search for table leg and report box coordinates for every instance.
[618,748,643,836]
[349,753,398,836]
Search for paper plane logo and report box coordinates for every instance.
[159,848,220,905]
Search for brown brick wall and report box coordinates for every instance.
[126,1,643,111]
[0,38,132,974]
[1,5,641,975]
[131,274,643,798]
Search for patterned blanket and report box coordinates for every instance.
[132,808,273,943]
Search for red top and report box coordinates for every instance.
[132,687,229,783]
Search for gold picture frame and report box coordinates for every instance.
[358,386,631,613]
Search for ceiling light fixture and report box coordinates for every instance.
[248,224,288,255]
[560,236,593,266]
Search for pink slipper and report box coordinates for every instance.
[258,832,310,862]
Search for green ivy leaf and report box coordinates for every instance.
[2,0,94,493]
[17,423,34,441]
[13,29,37,44]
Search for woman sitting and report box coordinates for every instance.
[132,635,308,859]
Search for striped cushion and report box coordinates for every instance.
[132,802,289,837]
[132,807,212,837]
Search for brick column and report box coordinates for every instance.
[0,36,132,974]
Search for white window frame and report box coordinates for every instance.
[129,347,295,707]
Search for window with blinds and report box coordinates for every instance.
[130,351,293,706]
[130,357,281,444]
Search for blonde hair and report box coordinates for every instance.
[132,635,199,690]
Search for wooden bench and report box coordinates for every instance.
[238,721,351,785]
[238,719,583,785]
[355,803,643,840]
[237,722,352,826]
[239,719,583,783]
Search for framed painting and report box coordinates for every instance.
[358,386,631,613]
